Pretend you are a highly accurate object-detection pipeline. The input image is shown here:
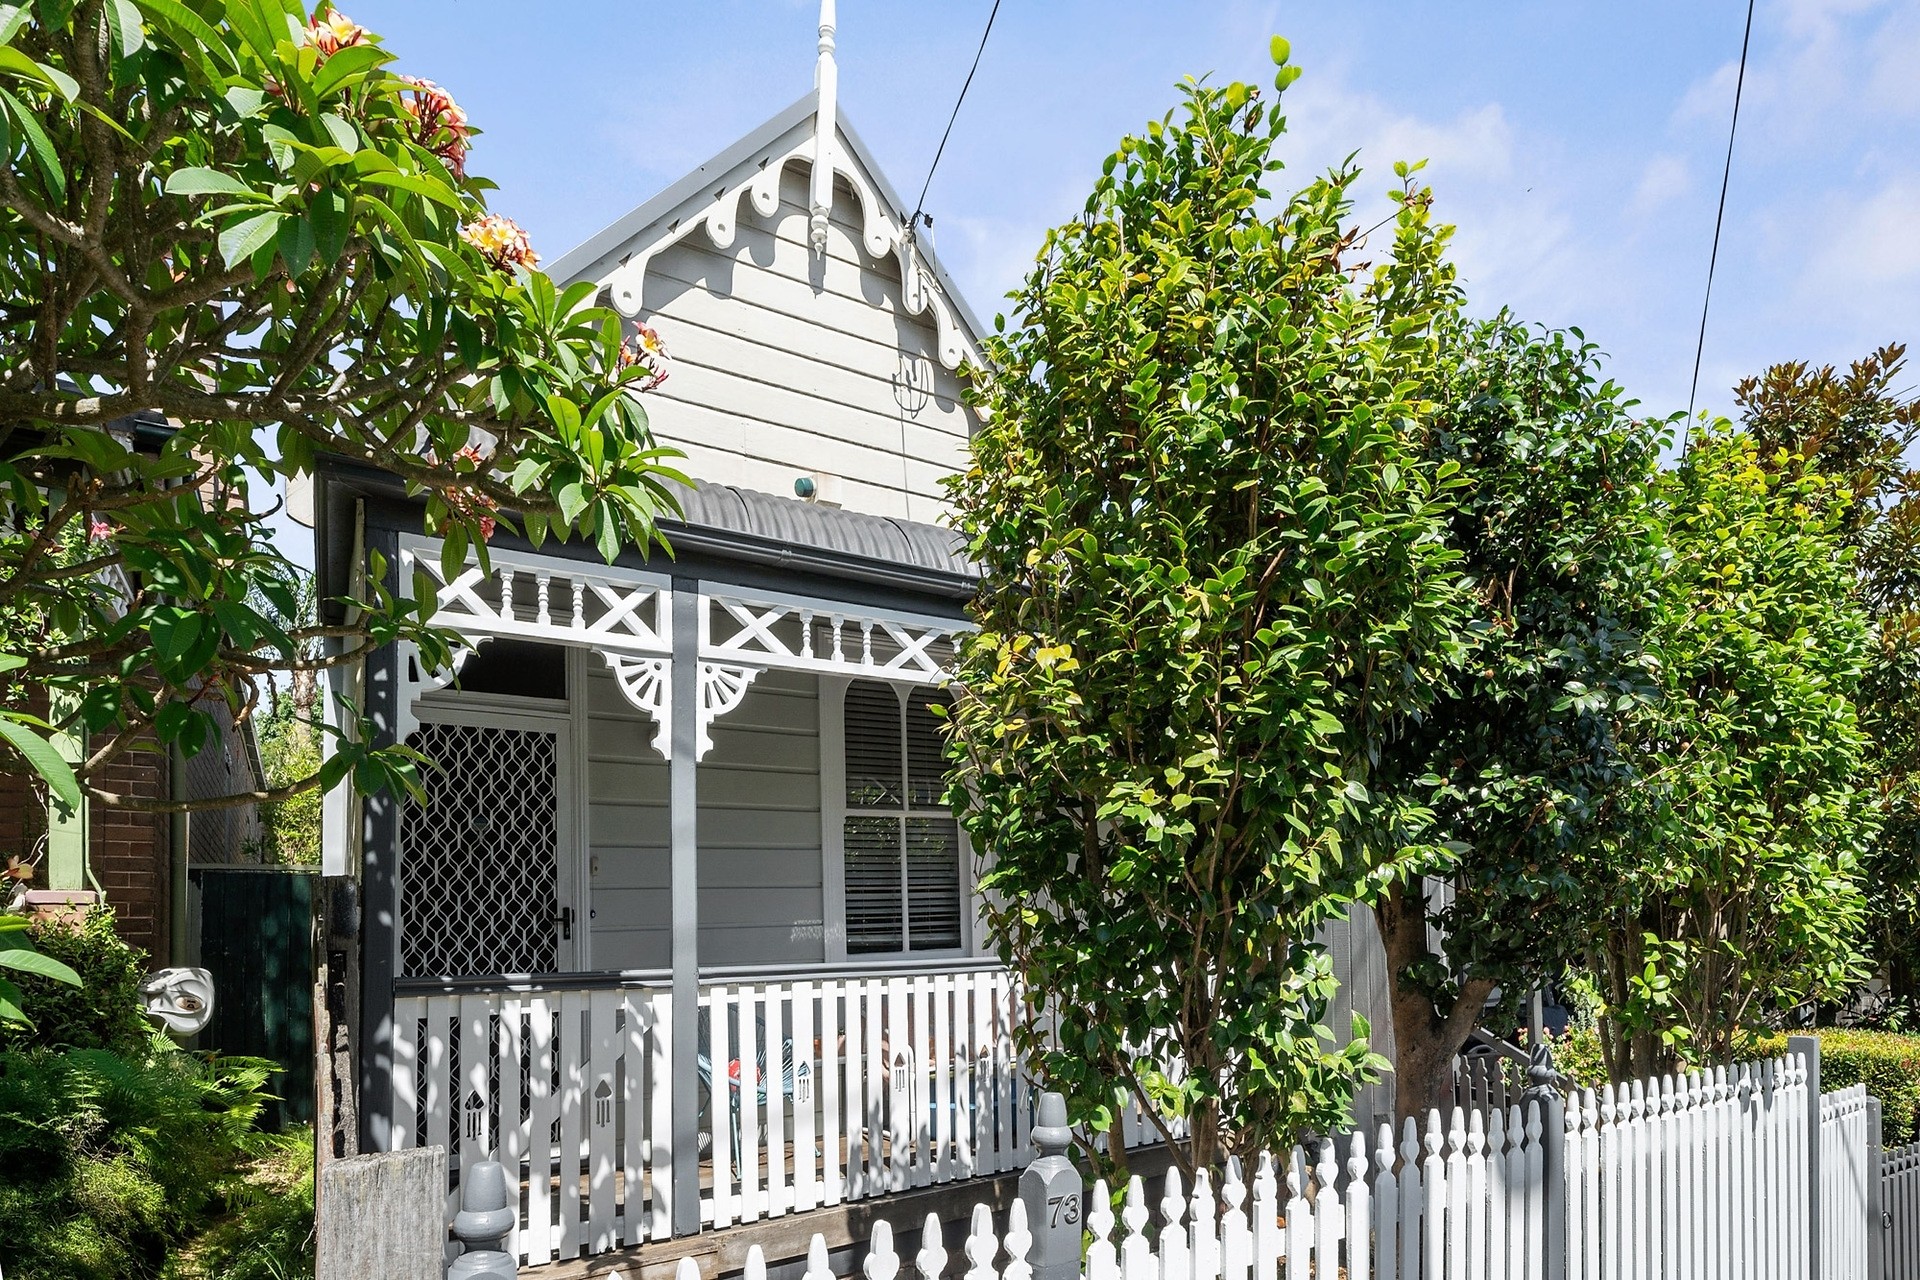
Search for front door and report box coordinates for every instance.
[398,711,575,977]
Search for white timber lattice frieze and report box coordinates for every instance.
[394,539,973,763]
[698,585,965,686]
[399,536,673,658]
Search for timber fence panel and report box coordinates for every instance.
[1884,1140,1920,1278]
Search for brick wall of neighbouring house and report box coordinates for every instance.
[5,714,177,960]
[0,765,39,868]
[89,748,171,963]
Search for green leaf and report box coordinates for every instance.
[0,88,65,199]
[0,715,80,812]
[311,41,388,99]
[0,44,77,99]
[218,209,284,269]
[0,944,83,986]
[555,480,589,525]
[219,0,280,63]
[1269,35,1291,66]
[359,169,462,211]
[316,110,359,152]
[133,0,241,72]
[103,0,145,58]
[0,5,28,45]
[310,186,350,262]
[277,211,315,276]
[165,166,259,198]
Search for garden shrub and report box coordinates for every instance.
[1749,1028,1920,1144]
[0,905,149,1055]
[1818,1030,1920,1144]
[0,1041,277,1280]
[1546,1025,1609,1093]
[165,1127,316,1280]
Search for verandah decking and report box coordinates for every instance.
[387,960,1168,1271]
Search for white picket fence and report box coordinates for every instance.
[763,1051,1878,1280]
[388,964,1170,1269]
[1821,1084,1872,1279]
[1884,1135,1920,1277]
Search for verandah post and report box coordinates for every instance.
[1791,1033,1822,1280]
[670,577,703,1236]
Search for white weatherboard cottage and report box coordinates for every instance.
[314,6,1391,1271]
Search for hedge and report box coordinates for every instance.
[1746,1029,1920,1145]
[1537,1026,1920,1145]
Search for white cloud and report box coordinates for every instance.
[1630,154,1692,218]
[1800,175,1920,311]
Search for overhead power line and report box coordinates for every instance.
[1684,0,1758,443]
[907,0,1003,236]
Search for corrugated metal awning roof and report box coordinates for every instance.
[675,482,976,579]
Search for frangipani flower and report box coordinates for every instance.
[439,445,498,540]
[299,7,368,59]
[460,215,538,271]
[400,76,470,180]
[619,324,670,391]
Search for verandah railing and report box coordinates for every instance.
[388,961,1165,1269]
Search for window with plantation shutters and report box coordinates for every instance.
[842,680,962,954]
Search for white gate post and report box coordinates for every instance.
[1524,1040,1567,1279]
[1020,1092,1084,1280]
[1790,1033,1822,1280]
[1867,1095,1885,1280]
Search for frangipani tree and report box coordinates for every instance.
[0,2,683,831]
[944,42,1473,1169]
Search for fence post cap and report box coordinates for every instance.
[1033,1091,1072,1157]
[1523,1038,1562,1103]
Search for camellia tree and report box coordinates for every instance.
[1368,315,1667,1124]
[1592,429,1877,1077]
[1734,347,1920,1018]
[0,2,683,831]
[944,42,1474,1170]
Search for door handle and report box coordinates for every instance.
[552,906,573,941]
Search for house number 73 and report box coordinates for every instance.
[1047,1194,1080,1228]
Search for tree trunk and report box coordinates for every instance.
[1377,882,1497,1131]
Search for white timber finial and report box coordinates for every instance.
[810,0,838,256]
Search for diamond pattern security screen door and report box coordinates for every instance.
[399,720,562,977]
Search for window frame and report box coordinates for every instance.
[819,675,972,962]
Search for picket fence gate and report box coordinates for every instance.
[758,1051,1893,1280]
[1882,1134,1920,1278]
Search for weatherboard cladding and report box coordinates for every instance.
[550,97,986,524]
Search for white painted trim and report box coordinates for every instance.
[699,584,967,688]
[567,647,594,972]
[398,534,674,662]
[596,125,982,373]
[819,674,849,963]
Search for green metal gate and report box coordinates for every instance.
[193,867,314,1128]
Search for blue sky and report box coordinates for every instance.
[342,0,1916,429]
